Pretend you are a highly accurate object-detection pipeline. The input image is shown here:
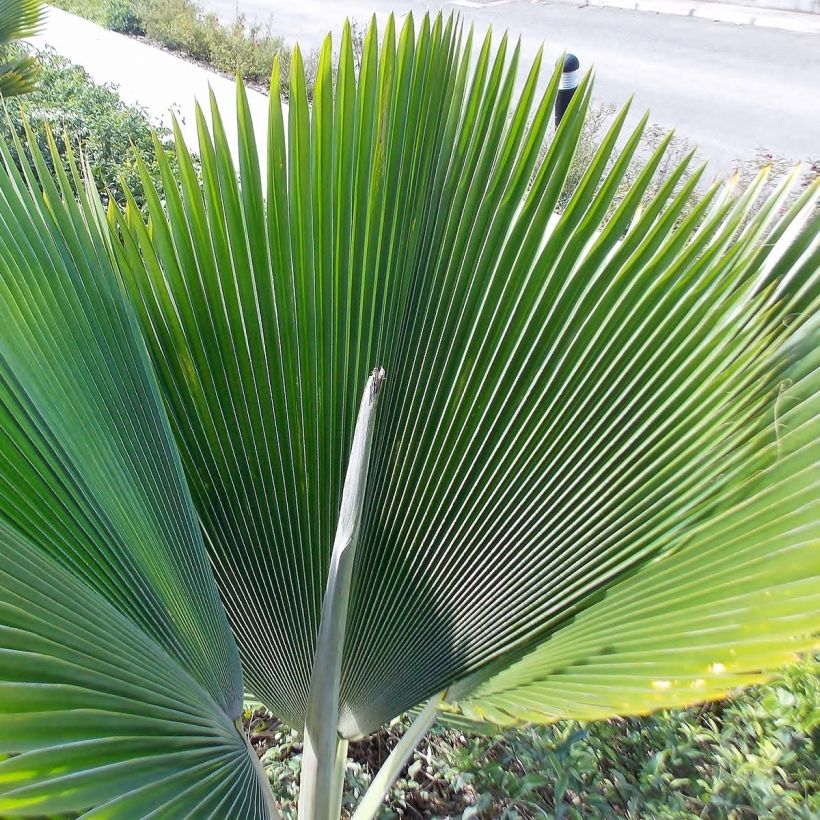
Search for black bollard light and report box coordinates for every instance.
[555,53,580,127]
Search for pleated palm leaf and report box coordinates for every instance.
[0,0,45,97]
[0,12,818,819]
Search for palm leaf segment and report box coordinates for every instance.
[0,0,45,97]
[110,11,820,736]
[0,10,817,815]
[0,135,274,815]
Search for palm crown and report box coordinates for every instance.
[0,12,817,818]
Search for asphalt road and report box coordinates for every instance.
[199,0,820,174]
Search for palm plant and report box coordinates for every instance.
[0,0,45,97]
[0,12,818,818]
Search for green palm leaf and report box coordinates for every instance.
[0,54,39,96]
[0,133,275,816]
[0,9,818,816]
[0,0,43,41]
[453,346,820,724]
[0,523,274,817]
[111,8,819,738]
[0,0,45,97]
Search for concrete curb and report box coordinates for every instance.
[529,0,820,33]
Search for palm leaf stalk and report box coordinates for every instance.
[0,0,45,97]
[0,10,817,818]
[299,367,386,819]
[351,691,445,820]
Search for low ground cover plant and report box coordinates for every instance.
[247,656,818,817]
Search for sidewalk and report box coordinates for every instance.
[29,7,273,173]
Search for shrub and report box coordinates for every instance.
[104,0,144,34]
[202,15,290,85]
[247,656,819,817]
[0,48,176,209]
[49,0,111,25]
[137,0,212,60]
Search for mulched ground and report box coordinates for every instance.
[244,708,474,818]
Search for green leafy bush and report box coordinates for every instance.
[103,0,144,34]
[47,0,109,25]
[0,48,176,209]
[136,0,213,59]
[248,657,819,818]
[199,15,291,85]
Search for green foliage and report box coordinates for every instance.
[560,107,819,221]
[0,0,42,40]
[250,657,819,818]
[456,664,818,819]
[448,659,819,819]
[194,14,292,87]
[0,12,818,817]
[102,0,143,34]
[137,0,213,57]
[0,0,45,96]
[46,0,112,28]
[0,48,177,209]
[540,103,698,215]
[0,93,269,812]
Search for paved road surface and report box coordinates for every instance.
[199,0,820,174]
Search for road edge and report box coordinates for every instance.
[489,0,820,34]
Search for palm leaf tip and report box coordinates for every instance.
[0,0,46,43]
[0,53,39,96]
[0,0,46,97]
